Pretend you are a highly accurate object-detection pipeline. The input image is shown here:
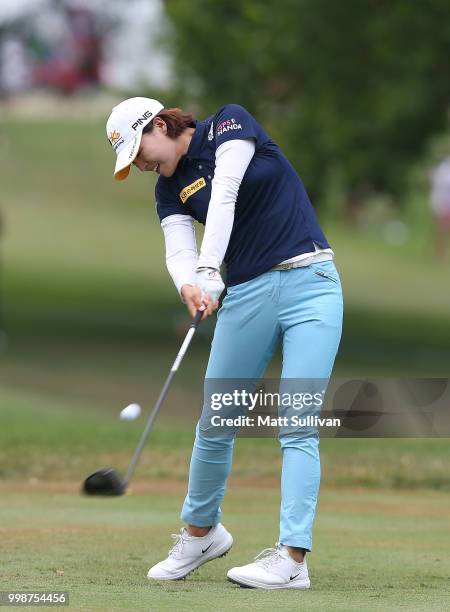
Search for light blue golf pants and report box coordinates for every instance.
[181,260,343,551]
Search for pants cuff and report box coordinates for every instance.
[280,539,312,552]
[180,509,221,527]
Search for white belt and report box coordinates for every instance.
[271,252,333,271]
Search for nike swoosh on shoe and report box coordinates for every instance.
[202,542,214,554]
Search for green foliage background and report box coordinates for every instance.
[164,0,450,205]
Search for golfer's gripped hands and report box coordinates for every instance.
[181,284,217,320]
[181,268,225,320]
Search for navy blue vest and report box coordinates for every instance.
[156,104,330,286]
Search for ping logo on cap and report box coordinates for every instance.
[132,110,153,131]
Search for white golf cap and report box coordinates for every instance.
[106,97,164,180]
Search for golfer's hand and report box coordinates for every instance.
[195,267,225,303]
[181,284,218,320]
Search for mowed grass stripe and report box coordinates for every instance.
[0,486,449,611]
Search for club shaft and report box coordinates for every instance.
[125,310,204,484]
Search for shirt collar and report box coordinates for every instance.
[185,119,207,160]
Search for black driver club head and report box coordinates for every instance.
[82,468,127,496]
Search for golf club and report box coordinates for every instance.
[82,308,204,496]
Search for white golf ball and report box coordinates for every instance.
[120,403,141,421]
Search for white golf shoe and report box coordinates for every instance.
[147,523,233,580]
[227,543,310,589]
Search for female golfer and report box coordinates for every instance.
[106,97,343,589]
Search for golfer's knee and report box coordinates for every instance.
[195,428,235,451]
[279,431,319,450]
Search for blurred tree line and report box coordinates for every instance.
[163,0,450,212]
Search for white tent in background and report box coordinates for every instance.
[0,0,48,24]
[0,0,172,92]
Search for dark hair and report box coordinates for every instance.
[143,108,194,138]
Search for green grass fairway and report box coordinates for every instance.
[0,483,449,611]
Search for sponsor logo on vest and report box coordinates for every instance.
[131,110,153,131]
[180,177,206,204]
[208,122,214,141]
[216,117,242,137]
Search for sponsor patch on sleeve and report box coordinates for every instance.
[216,117,243,138]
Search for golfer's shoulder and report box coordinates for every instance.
[212,103,265,146]
[213,103,255,123]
